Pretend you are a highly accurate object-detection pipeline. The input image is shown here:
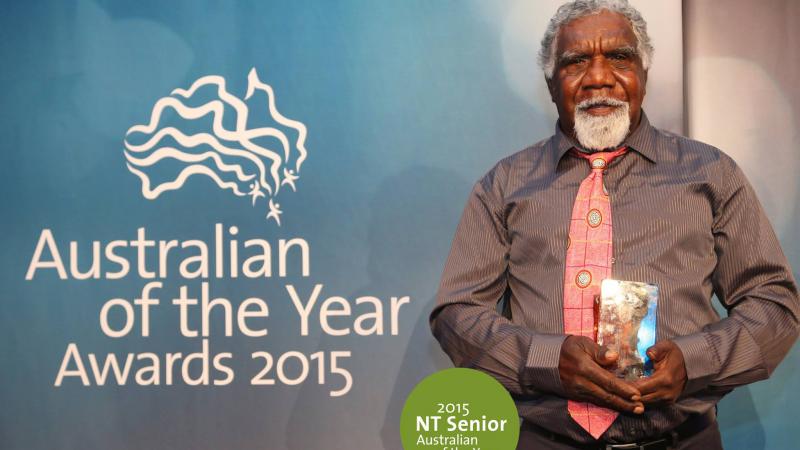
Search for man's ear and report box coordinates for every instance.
[546,76,557,103]
[641,69,648,97]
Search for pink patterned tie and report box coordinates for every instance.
[563,146,628,439]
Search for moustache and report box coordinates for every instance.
[576,98,628,111]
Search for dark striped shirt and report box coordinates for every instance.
[430,112,799,443]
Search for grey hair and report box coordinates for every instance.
[538,0,654,80]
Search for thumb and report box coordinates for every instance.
[646,341,670,361]
[596,345,618,364]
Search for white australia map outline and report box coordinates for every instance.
[123,68,308,226]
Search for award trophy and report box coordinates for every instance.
[597,279,659,380]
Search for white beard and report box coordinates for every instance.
[573,98,631,151]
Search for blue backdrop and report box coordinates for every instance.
[1,1,796,449]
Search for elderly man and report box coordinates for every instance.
[430,0,799,449]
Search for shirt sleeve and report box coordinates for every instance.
[673,156,800,395]
[430,163,567,397]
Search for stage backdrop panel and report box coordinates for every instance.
[3,1,791,450]
[684,1,800,449]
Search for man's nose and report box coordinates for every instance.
[582,56,615,90]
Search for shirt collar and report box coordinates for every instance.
[550,110,658,169]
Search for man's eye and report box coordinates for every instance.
[608,53,629,61]
[565,56,588,66]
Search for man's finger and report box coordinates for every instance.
[632,373,665,395]
[646,341,670,361]
[640,391,668,403]
[579,379,644,413]
[583,363,641,400]
[594,345,619,367]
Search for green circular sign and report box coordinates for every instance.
[400,368,520,449]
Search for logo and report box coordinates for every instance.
[123,69,308,225]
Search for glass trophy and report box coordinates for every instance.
[597,279,658,380]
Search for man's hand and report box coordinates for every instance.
[632,340,687,405]
[559,335,644,414]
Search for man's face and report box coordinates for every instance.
[548,10,647,143]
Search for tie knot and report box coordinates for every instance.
[572,147,628,171]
